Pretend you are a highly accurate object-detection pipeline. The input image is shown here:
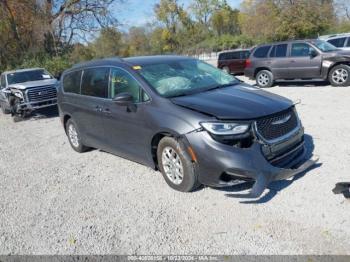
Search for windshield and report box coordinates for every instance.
[137,59,238,98]
[7,69,53,85]
[312,40,338,52]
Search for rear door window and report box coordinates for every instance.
[328,37,346,47]
[253,46,271,58]
[81,68,109,98]
[63,70,82,94]
[270,44,288,57]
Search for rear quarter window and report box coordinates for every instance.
[253,46,271,58]
[241,51,250,59]
[63,70,82,94]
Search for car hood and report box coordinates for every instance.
[9,79,58,90]
[170,84,293,120]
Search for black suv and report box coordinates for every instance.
[58,56,317,198]
[245,39,350,87]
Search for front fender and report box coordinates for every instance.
[321,56,350,79]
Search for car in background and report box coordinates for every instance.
[58,56,317,198]
[217,49,251,74]
[244,39,350,88]
[0,68,58,116]
[319,33,350,51]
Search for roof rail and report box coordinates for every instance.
[72,57,124,68]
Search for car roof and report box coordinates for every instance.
[69,55,194,72]
[319,33,350,40]
[254,39,320,47]
[218,48,251,54]
[124,55,193,65]
[3,68,45,75]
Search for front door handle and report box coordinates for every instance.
[103,108,111,114]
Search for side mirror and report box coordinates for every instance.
[309,49,318,57]
[113,92,136,112]
[113,92,133,106]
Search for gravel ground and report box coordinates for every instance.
[0,76,349,255]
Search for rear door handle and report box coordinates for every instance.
[290,60,296,63]
[94,105,103,112]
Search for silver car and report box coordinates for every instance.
[0,68,58,116]
[244,39,350,87]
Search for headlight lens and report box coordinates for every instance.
[13,91,23,99]
[200,122,250,135]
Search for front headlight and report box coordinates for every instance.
[200,122,250,135]
[13,90,24,99]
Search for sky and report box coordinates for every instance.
[113,0,243,30]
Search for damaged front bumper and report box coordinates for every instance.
[14,98,57,112]
[185,127,318,198]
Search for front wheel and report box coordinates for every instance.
[329,65,350,87]
[256,70,274,88]
[157,137,201,192]
[0,101,11,114]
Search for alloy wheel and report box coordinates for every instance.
[332,68,348,84]
[68,124,79,148]
[257,72,270,86]
[161,146,184,185]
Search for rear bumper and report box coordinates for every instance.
[244,68,255,79]
[186,127,318,198]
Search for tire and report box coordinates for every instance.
[328,64,350,87]
[157,137,201,192]
[0,101,11,114]
[256,70,274,88]
[65,119,89,153]
[222,66,230,74]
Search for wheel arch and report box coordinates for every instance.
[150,130,192,170]
[254,67,272,77]
[327,61,350,75]
[151,131,177,170]
[63,114,72,133]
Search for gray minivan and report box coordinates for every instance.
[245,39,350,87]
[58,56,317,198]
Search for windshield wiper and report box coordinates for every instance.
[206,82,240,91]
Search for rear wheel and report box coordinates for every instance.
[256,70,274,88]
[66,119,89,153]
[157,137,201,192]
[222,66,230,74]
[329,64,350,87]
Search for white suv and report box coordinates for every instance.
[319,33,350,51]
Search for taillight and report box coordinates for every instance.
[245,59,251,68]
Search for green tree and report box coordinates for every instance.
[91,27,123,58]
[211,4,240,36]
[239,0,335,42]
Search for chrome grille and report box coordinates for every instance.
[27,86,57,102]
[256,108,298,141]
